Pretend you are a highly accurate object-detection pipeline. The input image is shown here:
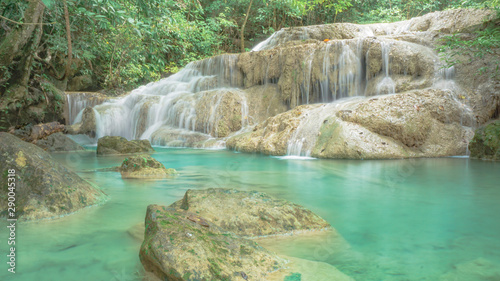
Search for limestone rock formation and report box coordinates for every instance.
[140,204,285,281]
[469,120,500,160]
[0,133,107,221]
[96,136,154,155]
[170,188,331,238]
[34,132,85,152]
[119,154,177,179]
[228,89,474,159]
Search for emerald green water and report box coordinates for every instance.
[1,148,500,280]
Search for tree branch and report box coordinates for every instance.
[0,15,56,26]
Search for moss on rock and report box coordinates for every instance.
[96,136,154,155]
[119,154,178,179]
[0,132,107,221]
[469,120,500,161]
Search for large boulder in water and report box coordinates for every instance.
[170,188,331,238]
[119,154,177,179]
[0,133,107,221]
[469,120,500,161]
[140,204,286,281]
[96,136,154,155]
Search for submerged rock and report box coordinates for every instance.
[0,133,107,221]
[119,154,177,179]
[469,120,500,160]
[170,188,331,238]
[440,258,500,281]
[140,204,285,281]
[34,132,85,152]
[96,136,154,155]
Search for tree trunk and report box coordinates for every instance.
[240,0,253,52]
[0,0,45,81]
[63,0,72,80]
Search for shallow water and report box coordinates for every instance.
[1,148,499,280]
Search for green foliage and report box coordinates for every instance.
[437,13,500,79]
[2,0,498,95]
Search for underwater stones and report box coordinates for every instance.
[140,204,285,281]
[119,154,177,179]
[0,132,107,221]
[34,132,85,152]
[169,188,331,238]
[469,120,500,161]
[439,258,500,281]
[96,136,154,155]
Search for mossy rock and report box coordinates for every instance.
[119,154,178,179]
[0,133,107,221]
[96,136,154,155]
[140,205,285,281]
[170,188,331,238]
[469,120,500,161]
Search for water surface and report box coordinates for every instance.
[1,148,499,280]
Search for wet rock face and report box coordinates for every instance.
[469,120,500,160]
[194,90,244,138]
[150,127,211,147]
[119,154,177,179]
[96,136,154,155]
[140,204,285,281]
[170,188,331,238]
[227,106,310,156]
[65,107,97,137]
[0,133,107,221]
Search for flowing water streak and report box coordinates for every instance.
[66,93,108,125]
[286,98,363,156]
[376,41,396,95]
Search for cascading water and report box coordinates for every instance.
[84,55,242,144]
[67,14,479,157]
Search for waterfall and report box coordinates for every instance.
[66,93,107,125]
[376,41,396,95]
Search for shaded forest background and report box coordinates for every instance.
[0,0,498,129]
